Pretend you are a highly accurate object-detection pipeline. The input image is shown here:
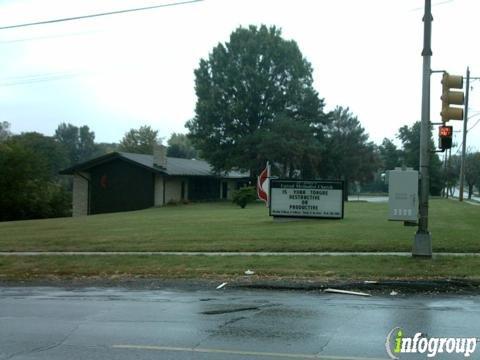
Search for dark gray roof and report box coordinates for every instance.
[120,152,248,178]
[60,151,249,179]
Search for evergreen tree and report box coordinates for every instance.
[379,138,402,171]
[397,121,443,195]
[321,107,379,198]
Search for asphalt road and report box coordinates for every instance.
[1,285,479,360]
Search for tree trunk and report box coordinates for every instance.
[250,167,257,183]
[288,163,294,179]
[468,184,473,200]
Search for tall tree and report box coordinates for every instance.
[187,25,326,177]
[93,142,119,158]
[397,121,443,195]
[167,133,198,159]
[257,116,321,178]
[0,121,11,142]
[320,107,379,197]
[54,123,96,164]
[464,152,480,199]
[119,125,160,154]
[379,138,402,171]
[443,154,460,197]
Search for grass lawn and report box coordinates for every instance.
[1,255,479,281]
[0,198,478,253]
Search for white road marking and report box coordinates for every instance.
[112,344,390,360]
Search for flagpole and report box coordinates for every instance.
[266,161,270,208]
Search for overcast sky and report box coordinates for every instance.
[0,0,479,154]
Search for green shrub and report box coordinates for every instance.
[232,186,257,208]
[0,142,71,221]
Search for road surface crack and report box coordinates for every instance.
[3,323,80,360]
[192,315,247,350]
[315,309,361,356]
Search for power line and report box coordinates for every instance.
[468,117,480,132]
[0,30,101,44]
[0,0,203,30]
[452,114,480,155]
[0,71,81,87]
[409,0,453,12]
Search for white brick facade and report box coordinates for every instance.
[72,172,89,217]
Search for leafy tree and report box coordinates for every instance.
[397,121,443,196]
[119,125,160,154]
[0,142,70,221]
[442,154,460,197]
[9,132,69,180]
[257,116,321,178]
[320,107,379,198]
[167,133,198,159]
[464,152,480,199]
[397,122,422,168]
[379,138,402,171]
[54,123,96,164]
[187,25,326,177]
[0,121,11,142]
[93,142,119,157]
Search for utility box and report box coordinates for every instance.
[388,168,418,221]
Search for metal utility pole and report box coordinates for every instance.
[459,67,470,202]
[444,150,448,198]
[413,0,433,257]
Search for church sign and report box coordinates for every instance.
[269,179,344,219]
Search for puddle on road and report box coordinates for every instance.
[201,306,260,315]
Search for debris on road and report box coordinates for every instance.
[244,269,255,275]
[216,282,227,290]
[324,288,371,297]
[390,291,398,296]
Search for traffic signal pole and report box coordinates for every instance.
[413,0,433,257]
[459,67,470,202]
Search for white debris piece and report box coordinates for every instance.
[244,269,255,275]
[390,291,398,296]
[364,280,378,284]
[324,288,371,297]
[216,282,227,290]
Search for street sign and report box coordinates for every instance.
[388,169,418,221]
[269,179,344,219]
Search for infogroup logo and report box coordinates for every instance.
[385,327,478,359]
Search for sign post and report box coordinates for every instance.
[257,163,270,206]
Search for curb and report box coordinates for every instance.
[1,251,480,256]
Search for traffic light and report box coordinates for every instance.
[441,72,464,121]
[438,125,453,150]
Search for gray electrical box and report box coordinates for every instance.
[388,168,418,221]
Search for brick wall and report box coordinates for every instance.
[72,172,89,216]
[154,175,189,205]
